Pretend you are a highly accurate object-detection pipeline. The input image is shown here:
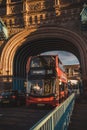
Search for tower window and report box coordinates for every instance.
[11,0,21,2]
[29,17,32,24]
[35,16,38,23]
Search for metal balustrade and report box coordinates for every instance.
[30,93,75,130]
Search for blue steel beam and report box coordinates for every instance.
[0,18,8,40]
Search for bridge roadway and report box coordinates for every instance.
[0,106,51,130]
[68,96,87,130]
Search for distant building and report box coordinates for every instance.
[64,64,81,83]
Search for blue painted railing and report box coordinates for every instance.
[29,93,75,130]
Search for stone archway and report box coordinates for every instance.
[0,26,87,94]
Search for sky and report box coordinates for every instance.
[41,51,79,65]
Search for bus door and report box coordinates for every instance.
[44,80,52,95]
[59,82,65,101]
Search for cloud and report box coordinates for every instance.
[41,51,79,65]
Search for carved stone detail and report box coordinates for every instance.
[11,6,15,13]
[28,2,45,12]
[10,5,22,14]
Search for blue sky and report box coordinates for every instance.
[41,51,79,65]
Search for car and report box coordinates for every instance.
[0,91,11,106]
[0,90,26,107]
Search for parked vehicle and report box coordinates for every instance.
[0,90,26,107]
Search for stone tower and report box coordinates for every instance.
[0,0,86,40]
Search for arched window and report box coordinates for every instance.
[35,16,38,23]
[40,15,43,21]
[9,19,12,26]
[29,17,32,24]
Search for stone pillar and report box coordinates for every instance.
[23,0,28,27]
[6,0,11,15]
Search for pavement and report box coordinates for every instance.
[68,96,87,130]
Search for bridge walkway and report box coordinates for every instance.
[68,96,87,130]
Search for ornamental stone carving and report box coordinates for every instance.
[28,2,45,12]
[10,5,22,14]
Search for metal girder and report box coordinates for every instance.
[0,18,8,40]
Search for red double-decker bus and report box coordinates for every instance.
[26,55,68,107]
